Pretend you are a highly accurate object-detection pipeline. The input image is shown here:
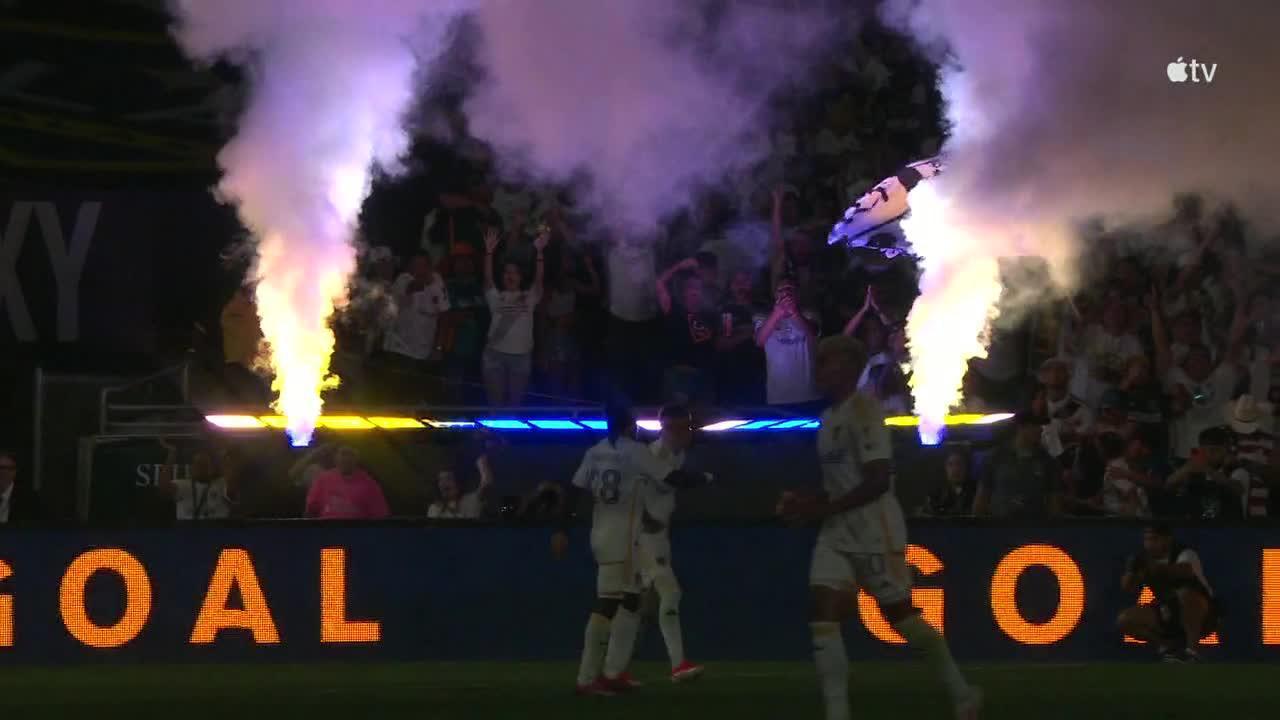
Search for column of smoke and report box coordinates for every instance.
[883,0,1280,443]
[464,0,839,231]
[169,0,461,446]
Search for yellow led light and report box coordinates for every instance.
[206,415,265,429]
[257,416,288,429]
[366,416,424,430]
[884,413,1010,427]
[315,416,375,430]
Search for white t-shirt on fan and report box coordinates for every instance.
[1165,364,1238,458]
[755,311,819,405]
[383,273,450,360]
[485,286,541,355]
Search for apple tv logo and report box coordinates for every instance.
[1167,57,1218,84]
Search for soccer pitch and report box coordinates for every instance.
[2,662,1274,719]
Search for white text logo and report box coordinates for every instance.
[1166,57,1218,84]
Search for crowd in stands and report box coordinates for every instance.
[920,197,1280,522]
[185,25,1279,525]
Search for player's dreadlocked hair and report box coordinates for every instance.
[606,403,636,447]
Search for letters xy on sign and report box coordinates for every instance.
[0,201,99,342]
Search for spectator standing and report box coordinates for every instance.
[0,449,43,527]
[538,249,601,401]
[159,441,238,521]
[1163,427,1242,521]
[973,412,1062,518]
[428,453,494,519]
[606,233,661,403]
[440,243,487,402]
[383,254,451,399]
[1163,344,1242,463]
[917,446,975,517]
[482,226,548,406]
[305,446,390,520]
[657,259,719,405]
[716,269,766,405]
[1224,395,1277,519]
[1066,296,1145,411]
[843,288,892,394]
[755,275,820,409]
[1101,432,1155,518]
[1032,357,1091,463]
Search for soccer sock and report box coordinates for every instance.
[655,576,686,668]
[577,613,612,686]
[810,622,850,720]
[603,608,641,679]
[893,614,970,705]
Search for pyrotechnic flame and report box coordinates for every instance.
[899,182,1002,445]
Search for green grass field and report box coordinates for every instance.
[1,661,1275,719]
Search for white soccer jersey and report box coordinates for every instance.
[572,436,670,564]
[815,391,905,553]
[642,438,686,532]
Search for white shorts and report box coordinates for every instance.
[637,531,676,587]
[809,540,911,605]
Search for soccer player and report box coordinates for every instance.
[777,335,982,720]
[621,403,707,685]
[1118,522,1219,662]
[552,405,711,696]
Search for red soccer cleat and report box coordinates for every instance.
[615,671,645,689]
[575,677,617,697]
[671,660,705,683]
[599,674,639,693]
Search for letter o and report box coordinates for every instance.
[990,544,1084,645]
[60,549,152,648]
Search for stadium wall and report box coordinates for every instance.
[0,524,1276,664]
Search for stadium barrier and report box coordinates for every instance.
[0,524,1276,664]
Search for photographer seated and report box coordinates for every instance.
[1117,523,1219,663]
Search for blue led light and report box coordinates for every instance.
[800,420,822,429]
[769,419,815,430]
[528,419,584,430]
[736,419,783,430]
[579,420,609,430]
[478,419,532,430]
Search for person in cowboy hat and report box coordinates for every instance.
[1224,395,1277,518]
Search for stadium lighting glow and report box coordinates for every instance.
[477,419,532,430]
[366,417,425,429]
[528,420,584,430]
[425,420,476,429]
[701,420,750,432]
[316,416,375,430]
[205,415,265,429]
[201,412,1014,434]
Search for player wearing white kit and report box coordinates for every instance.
[616,404,706,685]
[552,405,711,697]
[777,335,982,720]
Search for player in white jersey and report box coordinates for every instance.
[552,405,710,697]
[777,335,982,720]
[614,403,707,685]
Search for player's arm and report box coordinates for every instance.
[660,468,715,489]
[828,459,891,512]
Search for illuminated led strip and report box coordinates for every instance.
[205,412,1013,432]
